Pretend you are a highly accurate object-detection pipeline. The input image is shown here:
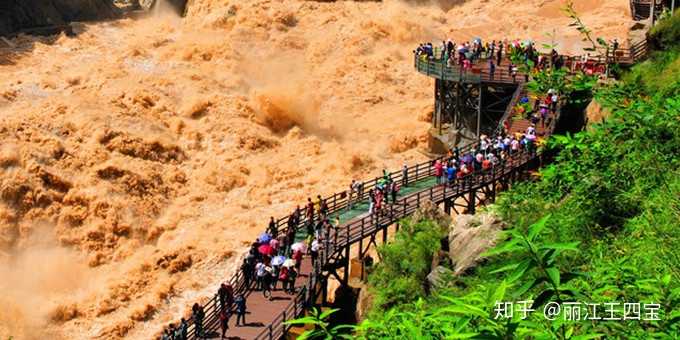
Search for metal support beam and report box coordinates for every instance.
[476,84,482,137]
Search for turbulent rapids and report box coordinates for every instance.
[0,0,634,339]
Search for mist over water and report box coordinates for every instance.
[0,0,633,338]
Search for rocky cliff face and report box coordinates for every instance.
[0,0,120,36]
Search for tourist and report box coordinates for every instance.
[217,283,233,312]
[446,162,456,185]
[293,249,303,272]
[305,197,314,222]
[434,159,443,184]
[272,262,281,291]
[368,189,375,214]
[273,234,282,253]
[177,318,188,340]
[612,39,619,62]
[314,195,322,218]
[262,264,274,300]
[482,156,492,172]
[255,261,266,291]
[355,180,364,201]
[219,308,229,339]
[440,40,447,60]
[162,328,171,340]
[496,42,503,66]
[192,303,205,339]
[375,188,383,216]
[390,181,399,204]
[348,179,356,209]
[489,59,495,79]
[402,164,408,186]
[287,266,298,294]
[241,258,253,288]
[319,199,328,218]
[310,237,320,265]
[235,295,247,327]
[268,216,276,237]
[526,124,536,137]
[278,265,289,292]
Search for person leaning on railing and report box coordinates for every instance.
[191,303,205,339]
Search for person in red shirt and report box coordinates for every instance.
[278,266,289,292]
[219,308,229,339]
[434,160,444,184]
[293,250,303,272]
[482,158,492,171]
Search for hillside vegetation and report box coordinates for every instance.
[355,11,680,339]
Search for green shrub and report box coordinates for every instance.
[366,218,446,312]
[650,9,680,51]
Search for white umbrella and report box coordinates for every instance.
[283,259,296,268]
[291,242,307,253]
[271,255,286,266]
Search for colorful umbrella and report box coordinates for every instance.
[258,232,272,243]
[283,259,296,268]
[271,255,286,266]
[258,244,274,256]
[291,242,307,253]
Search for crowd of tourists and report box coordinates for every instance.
[163,36,565,338]
[415,37,620,77]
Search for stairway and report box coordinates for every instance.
[631,0,664,21]
[505,87,553,137]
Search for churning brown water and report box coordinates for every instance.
[0,0,632,338]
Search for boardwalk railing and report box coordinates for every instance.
[182,129,481,339]
[251,86,565,340]
[414,55,524,84]
[180,49,572,339]
[183,91,560,339]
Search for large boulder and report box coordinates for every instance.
[585,100,611,127]
[448,212,506,275]
[426,265,454,291]
[409,200,452,228]
[0,0,120,36]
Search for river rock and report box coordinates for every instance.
[448,212,505,275]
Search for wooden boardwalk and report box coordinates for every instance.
[181,96,561,339]
[175,42,608,340]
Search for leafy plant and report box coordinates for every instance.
[284,308,355,340]
[562,1,608,54]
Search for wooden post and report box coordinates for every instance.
[468,189,476,214]
[321,276,328,306]
[343,245,350,285]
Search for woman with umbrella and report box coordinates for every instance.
[282,259,297,294]
[287,266,298,295]
[262,264,274,300]
[271,255,286,290]
[278,265,289,292]
[258,243,274,257]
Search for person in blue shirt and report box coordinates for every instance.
[447,164,457,185]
